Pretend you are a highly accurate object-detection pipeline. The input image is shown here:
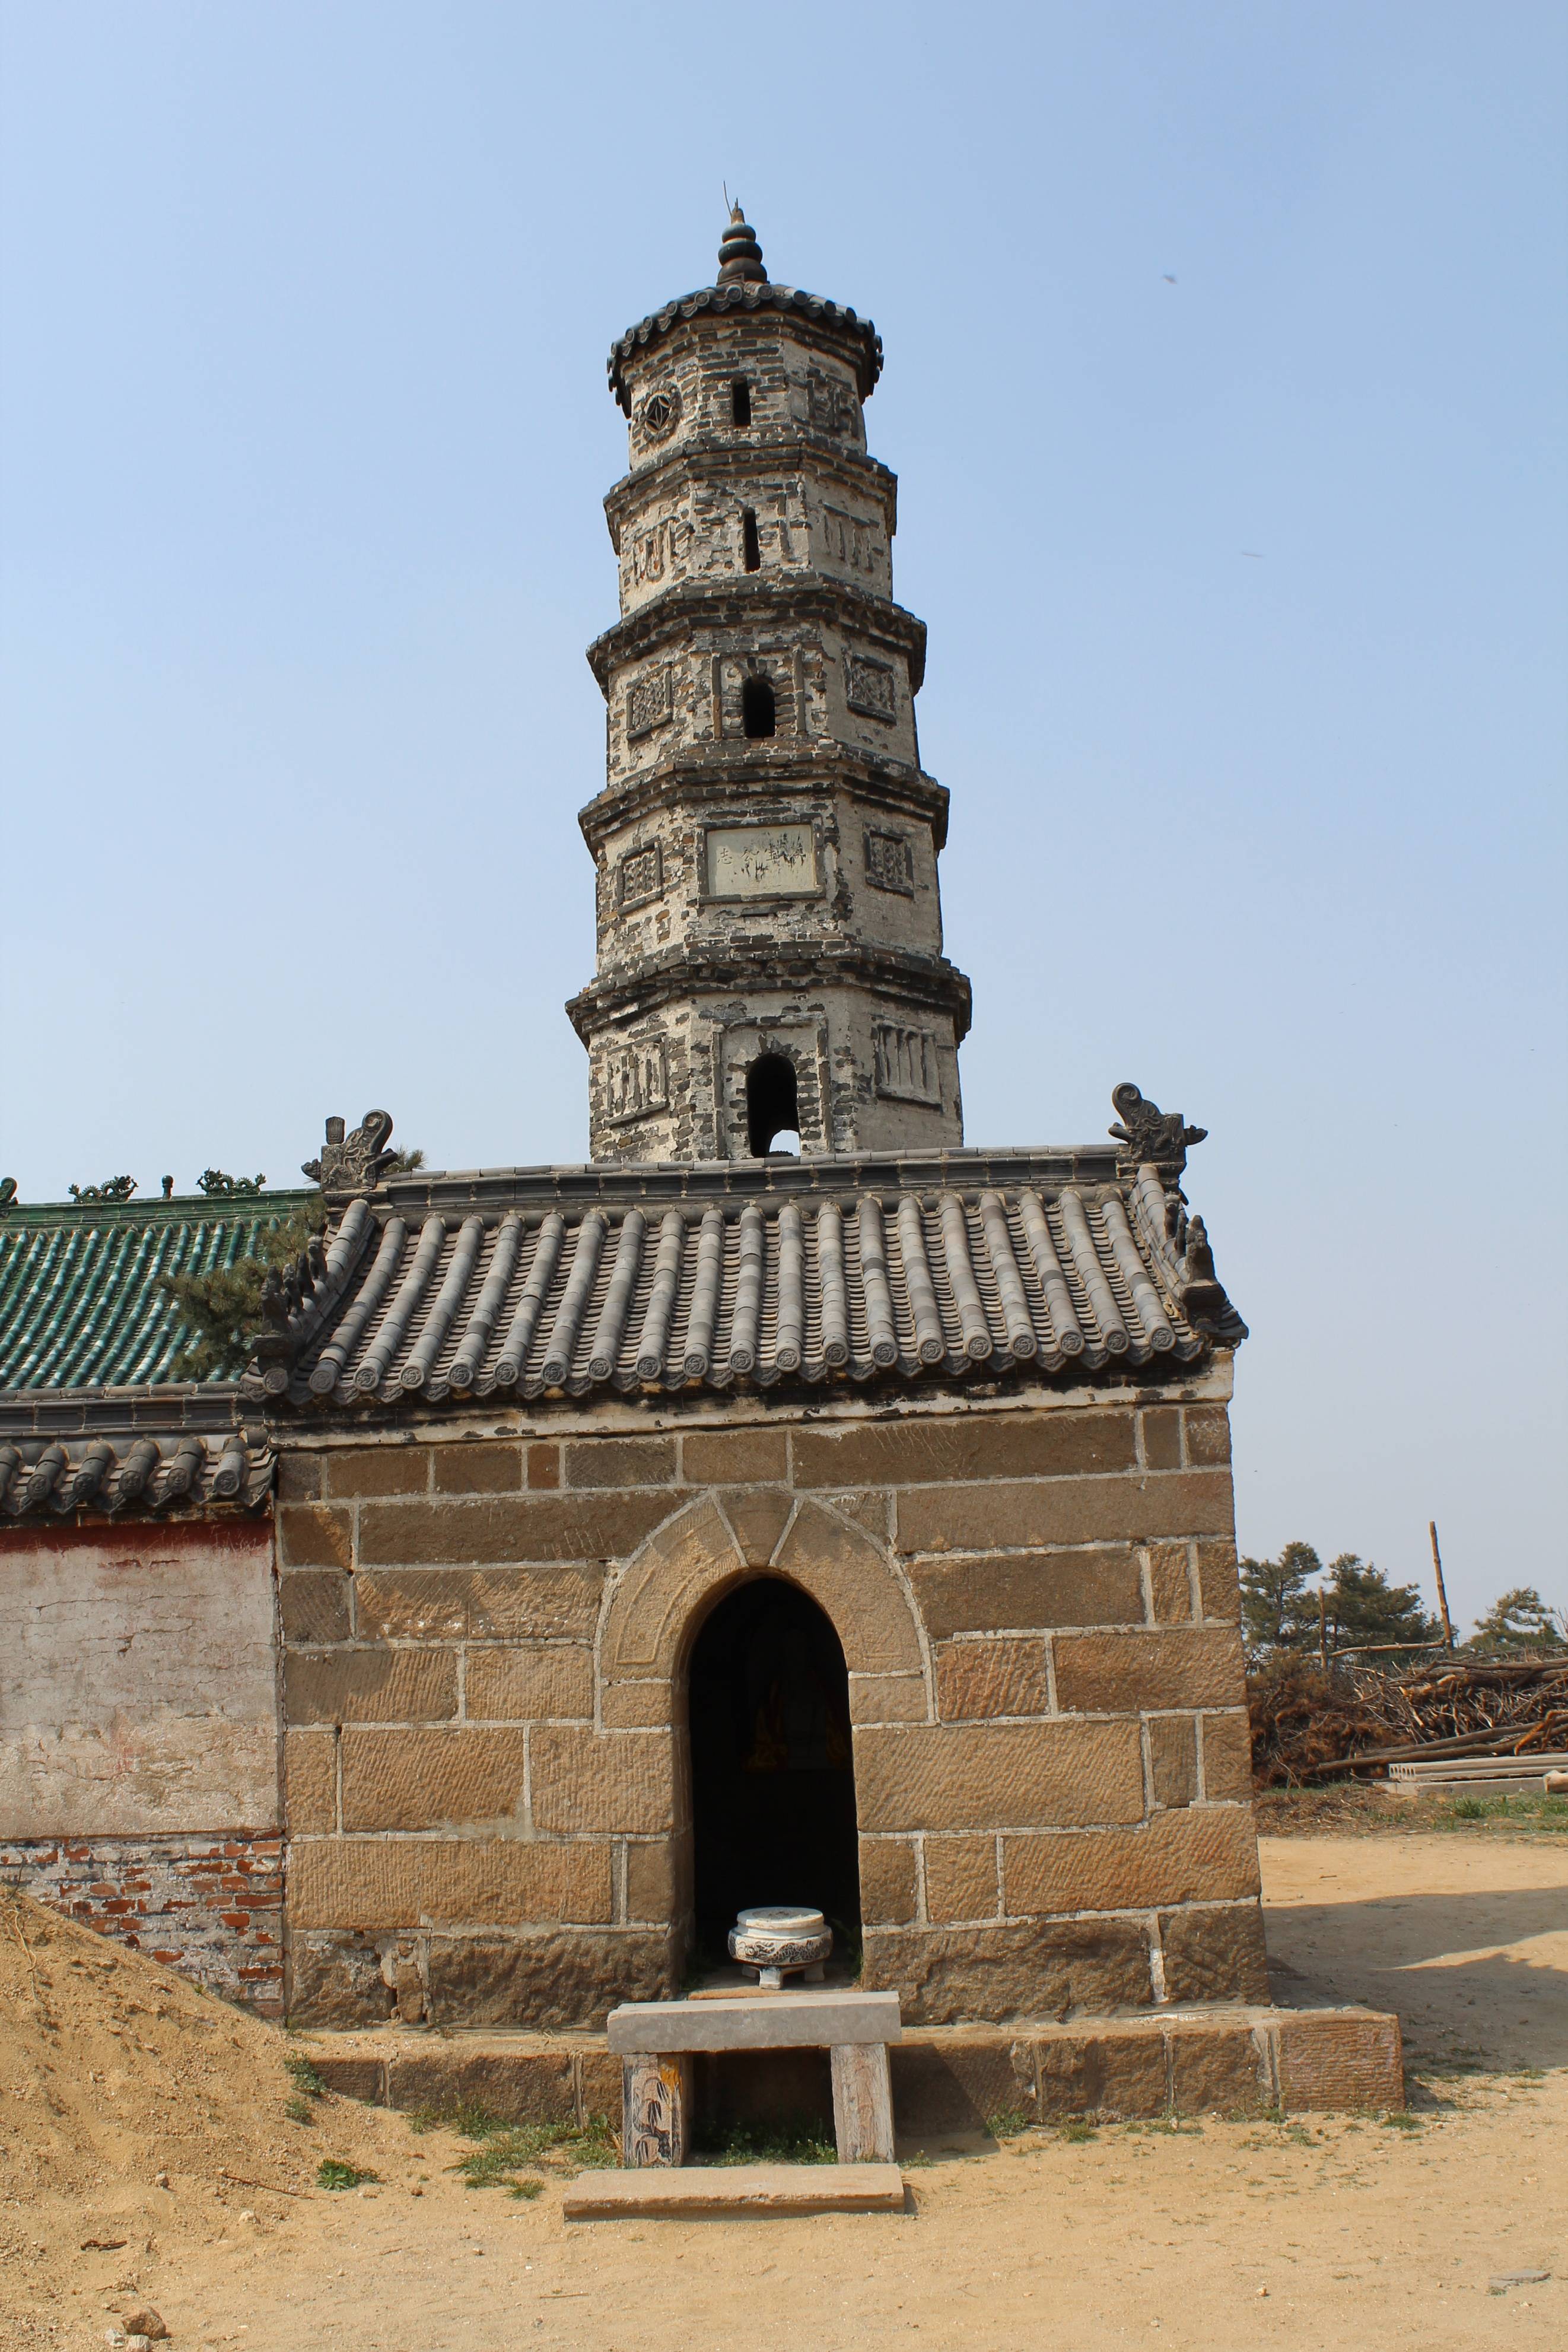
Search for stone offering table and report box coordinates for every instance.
[606,1989,902,2169]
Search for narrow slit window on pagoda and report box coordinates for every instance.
[746,1053,799,1155]
[731,377,752,427]
[741,675,776,739]
[742,508,762,572]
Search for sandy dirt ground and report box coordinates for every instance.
[5,1827,1565,2352]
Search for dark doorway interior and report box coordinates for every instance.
[746,1052,799,1155]
[740,675,776,738]
[688,1578,860,1969]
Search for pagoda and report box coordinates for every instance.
[569,208,970,1164]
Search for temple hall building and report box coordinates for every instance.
[0,214,1400,2125]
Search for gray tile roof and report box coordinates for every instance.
[249,1146,1245,1410]
[0,1428,273,1520]
[607,281,883,415]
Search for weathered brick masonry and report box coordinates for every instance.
[279,1385,1261,2030]
[0,1835,284,2013]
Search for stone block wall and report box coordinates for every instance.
[278,1377,1261,2032]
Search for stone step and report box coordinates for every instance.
[562,2162,905,2220]
[299,2003,1402,2128]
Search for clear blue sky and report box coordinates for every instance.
[2,3,1563,1628]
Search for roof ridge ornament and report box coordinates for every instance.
[716,202,767,285]
[301,1110,396,1196]
[1108,1084,1207,1178]
[68,1175,138,1204]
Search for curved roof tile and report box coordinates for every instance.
[250,1150,1244,1409]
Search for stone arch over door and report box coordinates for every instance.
[599,1491,930,1969]
[599,1493,930,1726]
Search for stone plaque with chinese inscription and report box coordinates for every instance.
[706,824,817,898]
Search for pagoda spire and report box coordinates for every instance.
[716,204,767,285]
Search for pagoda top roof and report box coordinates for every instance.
[608,209,883,416]
[607,280,883,417]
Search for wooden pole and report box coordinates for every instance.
[1429,1520,1455,1650]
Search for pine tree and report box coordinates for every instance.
[1470,1587,1566,1652]
[160,1197,325,1380]
[1240,1541,1324,1657]
[1321,1555,1440,1653]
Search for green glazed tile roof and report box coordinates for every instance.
[0,1191,313,1390]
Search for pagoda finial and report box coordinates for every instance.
[717,202,767,286]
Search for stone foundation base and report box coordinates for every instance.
[303,2004,1402,2133]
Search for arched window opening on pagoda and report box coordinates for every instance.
[741,675,776,739]
[731,377,752,427]
[742,508,762,572]
[746,1054,799,1155]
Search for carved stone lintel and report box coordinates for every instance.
[1108,1083,1207,1177]
[301,1111,396,1195]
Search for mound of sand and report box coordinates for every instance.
[0,1890,397,2346]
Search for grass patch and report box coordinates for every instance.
[1432,1792,1568,1833]
[285,2096,316,2125]
[1254,1785,1568,1838]
[412,2102,618,2191]
[317,2159,377,2191]
[1055,2119,1098,2143]
[1379,2111,1421,2130]
[285,2055,329,2100]
[985,2108,1030,2141]
[692,2119,837,2167]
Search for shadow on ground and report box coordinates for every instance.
[1265,1886,1568,2068]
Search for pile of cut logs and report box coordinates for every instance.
[1249,1653,1568,1786]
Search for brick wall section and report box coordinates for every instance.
[0,1835,284,2015]
[277,1384,1262,2030]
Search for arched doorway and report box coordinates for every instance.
[686,1577,860,1970]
